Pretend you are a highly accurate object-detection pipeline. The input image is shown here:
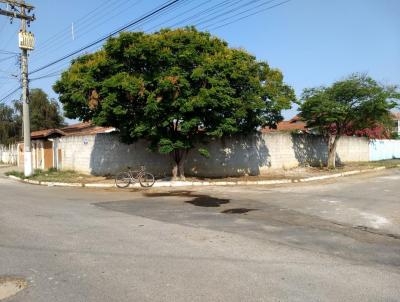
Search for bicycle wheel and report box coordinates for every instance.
[115,172,131,188]
[139,172,155,187]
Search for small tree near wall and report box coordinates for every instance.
[299,74,399,168]
[54,28,295,179]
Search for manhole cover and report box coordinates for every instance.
[0,277,27,300]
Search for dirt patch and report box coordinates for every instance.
[0,277,27,300]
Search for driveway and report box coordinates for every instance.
[0,167,399,301]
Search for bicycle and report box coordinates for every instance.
[115,166,155,188]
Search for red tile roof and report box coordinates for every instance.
[31,128,66,139]
[392,112,400,120]
[262,116,306,133]
[61,122,115,136]
[31,122,115,139]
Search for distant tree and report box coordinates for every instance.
[14,88,65,131]
[0,103,20,145]
[299,74,400,168]
[54,28,295,179]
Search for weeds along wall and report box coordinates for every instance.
[59,132,372,177]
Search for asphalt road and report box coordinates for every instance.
[0,167,399,301]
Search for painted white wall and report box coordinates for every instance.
[369,139,400,161]
[59,132,371,177]
[0,144,18,165]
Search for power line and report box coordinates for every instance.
[30,0,184,75]
[29,0,293,81]
[31,0,191,66]
[0,49,18,55]
[31,0,137,58]
[33,0,125,49]
[124,0,196,32]
[0,28,18,50]
[208,0,292,31]
[31,0,144,62]
[0,85,20,103]
[0,54,17,63]
[144,0,207,32]
[168,0,233,28]
[195,0,276,29]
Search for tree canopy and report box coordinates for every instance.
[0,88,65,145]
[54,28,295,178]
[0,103,20,145]
[14,88,65,132]
[299,74,399,168]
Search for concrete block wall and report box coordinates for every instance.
[60,134,170,176]
[186,133,370,177]
[59,132,371,177]
[337,136,370,162]
[89,134,171,176]
[60,135,95,173]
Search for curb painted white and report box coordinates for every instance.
[6,164,400,189]
[85,183,114,188]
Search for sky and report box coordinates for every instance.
[0,0,399,122]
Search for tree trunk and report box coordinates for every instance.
[178,152,187,180]
[171,149,188,180]
[172,161,178,180]
[327,135,340,169]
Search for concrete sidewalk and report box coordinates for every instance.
[3,164,400,188]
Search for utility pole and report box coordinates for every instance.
[0,0,35,176]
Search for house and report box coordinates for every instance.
[25,128,66,170]
[392,112,400,136]
[264,113,400,139]
[18,122,115,170]
[262,115,307,133]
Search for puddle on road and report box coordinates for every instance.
[145,190,230,207]
[186,196,229,207]
[221,208,258,214]
[0,277,27,300]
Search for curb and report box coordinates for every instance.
[6,164,400,189]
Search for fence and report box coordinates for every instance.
[0,144,18,165]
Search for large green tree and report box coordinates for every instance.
[14,88,65,131]
[54,28,295,178]
[299,74,399,168]
[0,103,20,145]
[1,88,65,145]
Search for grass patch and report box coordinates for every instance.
[301,159,400,173]
[28,169,91,183]
[6,169,93,183]
[344,159,400,169]
[5,170,25,178]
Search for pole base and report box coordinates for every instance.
[24,151,33,177]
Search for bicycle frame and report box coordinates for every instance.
[126,166,146,183]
